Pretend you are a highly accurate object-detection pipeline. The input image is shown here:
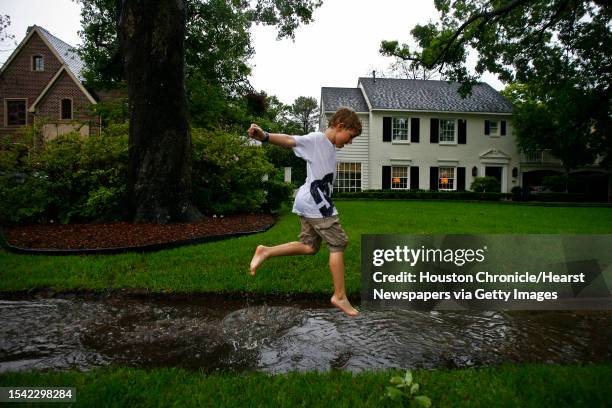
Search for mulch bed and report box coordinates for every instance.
[2,213,275,250]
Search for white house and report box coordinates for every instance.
[320,77,519,193]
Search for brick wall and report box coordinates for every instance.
[37,70,94,122]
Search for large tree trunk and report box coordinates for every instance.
[119,0,202,223]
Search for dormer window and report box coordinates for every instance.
[32,55,44,71]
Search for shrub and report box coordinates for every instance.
[542,174,579,192]
[0,127,128,224]
[1,125,290,224]
[0,174,52,223]
[191,128,291,215]
[334,190,509,201]
[470,176,501,192]
[40,130,129,223]
[262,171,294,212]
[511,186,523,201]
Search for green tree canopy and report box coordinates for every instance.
[291,96,319,134]
[381,0,611,167]
[77,0,322,129]
[77,0,322,91]
[502,81,601,173]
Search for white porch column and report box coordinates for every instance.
[284,167,292,183]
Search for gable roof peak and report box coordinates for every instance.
[31,26,86,82]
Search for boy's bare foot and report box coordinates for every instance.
[331,295,359,317]
[249,245,267,276]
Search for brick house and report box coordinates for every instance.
[0,25,99,140]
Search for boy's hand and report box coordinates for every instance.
[248,123,265,141]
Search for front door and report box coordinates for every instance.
[485,166,502,182]
[485,166,503,192]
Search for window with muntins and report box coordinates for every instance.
[392,117,409,141]
[7,100,26,125]
[489,120,499,136]
[438,167,455,190]
[32,56,44,71]
[439,119,455,142]
[391,166,409,189]
[335,162,361,192]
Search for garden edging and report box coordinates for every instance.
[0,220,276,256]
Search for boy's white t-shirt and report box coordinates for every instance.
[291,132,338,218]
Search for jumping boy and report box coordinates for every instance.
[247,107,362,317]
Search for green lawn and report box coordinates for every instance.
[0,363,610,407]
[1,200,611,294]
[2,201,611,407]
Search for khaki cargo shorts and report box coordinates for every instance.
[299,215,349,253]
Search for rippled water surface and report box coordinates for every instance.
[0,297,610,373]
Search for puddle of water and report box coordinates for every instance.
[0,297,610,373]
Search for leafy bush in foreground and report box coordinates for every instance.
[0,126,292,224]
[0,125,128,224]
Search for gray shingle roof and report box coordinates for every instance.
[357,77,513,113]
[321,87,369,113]
[34,26,86,81]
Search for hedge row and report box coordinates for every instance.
[335,189,607,203]
[334,190,510,201]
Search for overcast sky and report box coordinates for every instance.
[1,0,504,105]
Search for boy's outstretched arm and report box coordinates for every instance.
[248,123,296,148]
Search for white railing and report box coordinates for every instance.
[520,150,563,165]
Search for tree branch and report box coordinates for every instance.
[521,0,572,55]
[426,0,533,68]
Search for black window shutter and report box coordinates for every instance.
[501,120,506,136]
[430,118,439,143]
[430,167,438,190]
[458,119,466,144]
[382,166,391,190]
[457,167,466,191]
[411,118,420,143]
[383,117,391,142]
[410,166,419,189]
[484,120,490,135]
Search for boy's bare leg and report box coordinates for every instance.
[249,241,315,275]
[329,251,359,316]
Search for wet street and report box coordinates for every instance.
[1,297,610,373]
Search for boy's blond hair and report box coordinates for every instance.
[328,107,362,136]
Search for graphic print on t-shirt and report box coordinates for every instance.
[309,173,335,216]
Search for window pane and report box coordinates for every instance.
[7,100,26,125]
[440,119,455,142]
[391,166,408,189]
[438,167,455,190]
[33,56,44,71]
[392,117,409,141]
[489,121,499,135]
[335,162,362,192]
[61,99,72,119]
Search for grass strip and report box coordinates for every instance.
[1,201,611,294]
[0,363,610,407]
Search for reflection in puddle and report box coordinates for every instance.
[0,298,610,373]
